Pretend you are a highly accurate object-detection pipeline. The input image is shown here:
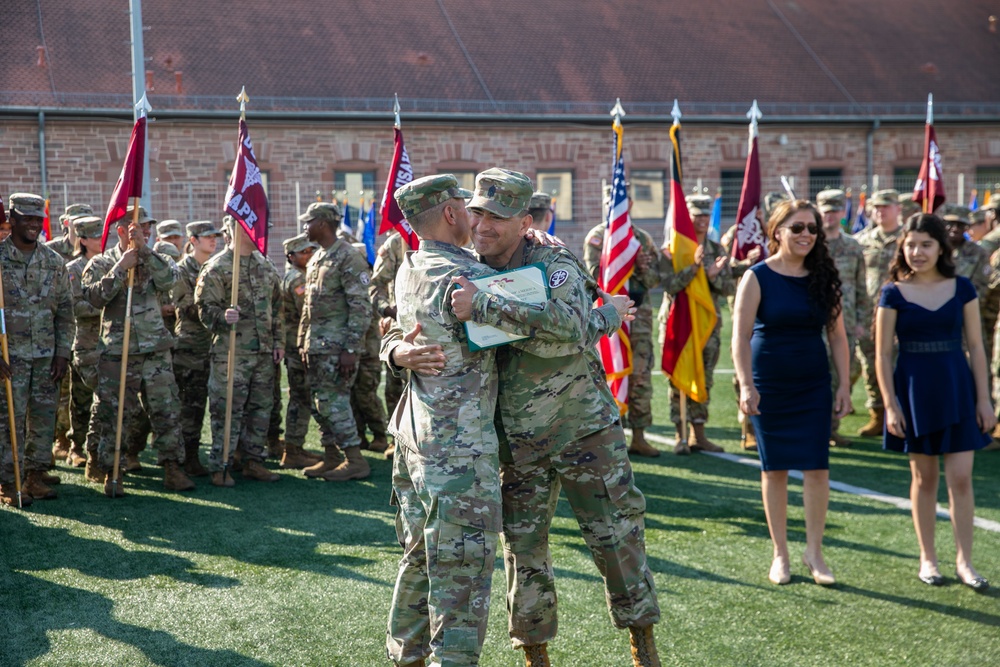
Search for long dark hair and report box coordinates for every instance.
[888,213,956,282]
[766,200,843,326]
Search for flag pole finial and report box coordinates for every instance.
[671,99,682,127]
[237,86,249,120]
[393,94,401,129]
[610,98,626,123]
[926,92,933,125]
[747,99,762,139]
[135,93,151,118]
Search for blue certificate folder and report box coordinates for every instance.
[463,263,551,351]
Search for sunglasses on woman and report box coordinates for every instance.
[784,222,818,235]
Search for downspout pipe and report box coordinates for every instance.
[38,110,48,198]
[866,118,880,192]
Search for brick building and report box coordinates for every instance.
[2,0,999,261]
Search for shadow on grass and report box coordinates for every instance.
[833,582,1000,626]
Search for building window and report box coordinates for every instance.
[719,169,745,228]
[334,171,376,223]
[893,167,919,194]
[536,171,573,221]
[451,172,476,192]
[976,166,1000,195]
[808,168,843,201]
[629,170,665,221]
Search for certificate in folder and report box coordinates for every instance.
[463,263,549,351]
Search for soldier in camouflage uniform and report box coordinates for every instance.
[658,194,734,455]
[155,219,186,256]
[0,194,74,507]
[854,189,904,436]
[81,206,195,497]
[278,233,324,469]
[297,202,372,482]
[371,230,407,458]
[977,194,1000,255]
[583,185,662,457]
[195,221,284,486]
[818,189,869,447]
[944,205,993,313]
[171,220,222,476]
[381,174,502,667]
[65,216,105,479]
[46,203,93,261]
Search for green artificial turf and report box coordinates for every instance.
[2,298,998,666]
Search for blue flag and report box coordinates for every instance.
[341,199,353,236]
[969,190,979,212]
[363,201,377,265]
[547,204,556,235]
[852,207,868,234]
[708,194,721,242]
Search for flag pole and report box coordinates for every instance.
[0,263,24,508]
[221,87,249,481]
[670,99,690,450]
[923,93,933,214]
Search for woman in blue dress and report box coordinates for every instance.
[733,200,853,586]
[875,213,993,591]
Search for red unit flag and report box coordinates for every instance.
[101,115,147,251]
[224,118,269,255]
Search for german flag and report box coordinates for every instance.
[661,121,717,403]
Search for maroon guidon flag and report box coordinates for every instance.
[378,126,419,250]
[913,94,945,214]
[224,118,269,254]
[101,115,147,251]
[732,101,766,261]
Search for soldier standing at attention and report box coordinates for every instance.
[171,220,223,477]
[817,189,869,447]
[977,194,1000,255]
[371,230,406,458]
[943,205,993,315]
[0,194,74,507]
[195,220,284,486]
[277,233,323,470]
[382,174,502,667]
[854,189,904,437]
[155,220,186,256]
[297,202,372,482]
[65,216,105,478]
[81,206,194,497]
[46,203,93,261]
[659,194,733,455]
[583,185,661,457]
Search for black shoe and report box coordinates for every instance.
[918,573,945,586]
[957,572,990,592]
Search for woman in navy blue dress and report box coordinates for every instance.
[875,213,993,591]
[733,201,853,586]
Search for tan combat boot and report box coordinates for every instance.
[85,454,104,484]
[741,429,758,452]
[673,425,691,456]
[242,459,280,482]
[857,409,884,437]
[124,448,143,473]
[1,483,33,508]
[383,443,395,460]
[104,469,125,498]
[628,428,660,458]
[267,437,285,460]
[183,442,209,477]
[280,443,319,469]
[830,416,852,447]
[394,659,426,667]
[690,423,723,453]
[38,470,61,485]
[303,446,346,478]
[23,470,58,500]
[321,446,370,482]
[67,442,88,468]
[523,643,551,667]
[52,432,71,460]
[211,470,235,487]
[368,435,390,454]
[629,625,662,667]
[163,460,196,491]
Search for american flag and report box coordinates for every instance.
[597,118,641,413]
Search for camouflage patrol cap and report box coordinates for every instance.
[283,233,318,254]
[971,209,988,224]
[816,189,847,213]
[298,201,343,226]
[685,194,713,217]
[112,205,156,226]
[763,191,789,217]
[983,193,1000,212]
[869,189,900,206]
[156,219,184,239]
[393,173,472,219]
[942,204,972,225]
[153,240,181,259]
[898,193,920,218]
[8,193,46,217]
[59,203,93,224]
[467,168,533,218]
[528,191,552,211]
[186,220,222,238]
[72,215,104,239]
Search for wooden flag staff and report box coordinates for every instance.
[110,200,141,497]
[0,262,24,508]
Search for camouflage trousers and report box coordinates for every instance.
[69,354,99,455]
[384,363,404,419]
[90,350,184,471]
[305,353,361,450]
[856,335,883,411]
[500,423,660,647]
[174,350,211,447]
[624,306,653,430]
[669,329,721,425]
[269,362,283,442]
[0,356,60,483]
[55,372,71,441]
[351,353,387,441]
[283,359,315,447]
[207,351,275,470]
[388,447,501,666]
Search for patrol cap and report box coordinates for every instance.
[111,205,156,226]
[763,191,789,217]
[942,205,972,225]
[153,240,181,259]
[899,193,920,218]
[72,215,104,239]
[685,194,713,217]
[283,233,319,254]
[971,209,988,224]
[528,191,552,210]
[869,189,900,206]
[983,193,1000,212]
[467,168,534,218]
[816,189,846,213]
[60,203,93,224]
[186,220,222,238]
[297,202,342,225]
[393,173,472,220]
[156,219,184,239]
[8,193,46,217]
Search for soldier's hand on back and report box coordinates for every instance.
[450,276,478,322]
[390,323,445,375]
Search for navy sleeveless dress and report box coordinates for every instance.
[880,277,991,455]
[748,262,832,471]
